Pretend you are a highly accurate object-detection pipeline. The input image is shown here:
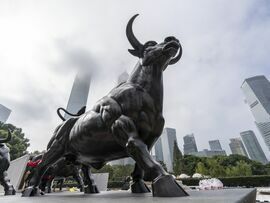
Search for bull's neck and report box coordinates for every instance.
[128,61,164,112]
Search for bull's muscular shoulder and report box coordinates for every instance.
[108,83,155,114]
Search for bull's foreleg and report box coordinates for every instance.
[130,164,150,193]
[112,115,188,197]
[82,165,99,194]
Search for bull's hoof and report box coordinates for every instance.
[4,187,16,195]
[84,185,99,194]
[152,175,188,197]
[22,187,44,197]
[131,180,151,193]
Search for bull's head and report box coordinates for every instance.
[0,129,12,144]
[126,14,182,70]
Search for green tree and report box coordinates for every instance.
[207,159,226,177]
[172,141,183,175]
[158,161,168,172]
[0,122,30,160]
[195,162,208,175]
[226,160,252,177]
[182,155,204,175]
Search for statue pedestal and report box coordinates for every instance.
[0,188,256,203]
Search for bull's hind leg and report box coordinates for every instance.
[82,165,99,194]
[72,166,84,192]
[112,115,188,197]
[22,140,65,197]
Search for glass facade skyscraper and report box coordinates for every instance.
[229,138,248,157]
[0,104,11,123]
[160,128,178,172]
[241,75,270,150]
[183,134,198,155]
[64,72,91,119]
[209,140,223,151]
[240,130,268,164]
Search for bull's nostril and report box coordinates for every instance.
[164,36,176,42]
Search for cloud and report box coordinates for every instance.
[0,0,270,160]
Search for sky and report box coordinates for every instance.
[0,0,270,158]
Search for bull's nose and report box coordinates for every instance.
[164,36,179,43]
[163,41,180,51]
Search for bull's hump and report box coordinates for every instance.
[108,83,156,115]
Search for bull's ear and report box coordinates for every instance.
[128,49,141,57]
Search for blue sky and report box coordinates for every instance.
[0,0,270,158]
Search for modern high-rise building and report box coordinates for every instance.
[117,71,129,84]
[240,130,268,164]
[64,72,91,119]
[193,149,227,157]
[241,75,270,150]
[154,136,164,162]
[160,128,178,172]
[209,140,223,151]
[229,138,249,157]
[0,104,11,123]
[183,134,198,155]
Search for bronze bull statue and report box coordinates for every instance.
[0,129,16,195]
[23,14,188,197]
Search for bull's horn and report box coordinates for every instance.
[169,43,183,65]
[126,14,144,57]
[0,129,12,143]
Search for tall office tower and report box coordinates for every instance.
[160,128,178,172]
[154,137,164,162]
[0,104,11,123]
[64,72,91,120]
[229,138,249,157]
[240,130,268,164]
[209,140,223,151]
[117,71,129,84]
[183,134,198,155]
[241,75,270,150]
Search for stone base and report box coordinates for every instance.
[0,188,256,203]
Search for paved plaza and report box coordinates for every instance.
[0,188,256,203]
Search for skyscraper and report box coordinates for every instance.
[183,134,198,155]
[229,138,248,157]
[209,140,223,151]
[241,75,270,150]
[154,136,164,162]
[0,104,11,123]
[64,72,91,119]
[160,128,178,172]
[240,130,268,164]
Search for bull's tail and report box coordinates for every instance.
[57,106,86,121]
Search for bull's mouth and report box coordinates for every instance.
[162,41,180,56]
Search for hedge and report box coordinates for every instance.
[179,175,270,187]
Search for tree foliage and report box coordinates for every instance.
[172,141,183,175]
[92,164,134,181]
[0,122,30,160]
[181,154,267,177]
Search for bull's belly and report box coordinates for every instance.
[69,131,127,163]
